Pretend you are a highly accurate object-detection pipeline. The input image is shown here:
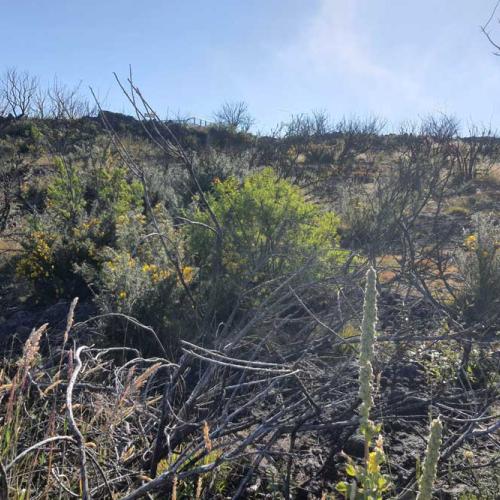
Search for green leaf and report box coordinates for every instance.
[336,481,348,493]
[378,477,387,489]
[346,463,357,477]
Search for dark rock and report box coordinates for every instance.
[394,362,425,381]
[394,395,429,416]
[342,433,365,458]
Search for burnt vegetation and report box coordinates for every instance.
[0,70,498,499]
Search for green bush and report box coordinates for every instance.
[186,167,346,308]
[16,155,144,299]
[90,206,193,351]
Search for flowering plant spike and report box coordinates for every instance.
[416,417,443,500]
[358,267,378,426]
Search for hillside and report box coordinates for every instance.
[0,109,499,499]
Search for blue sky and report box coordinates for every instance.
[1,0,500,131]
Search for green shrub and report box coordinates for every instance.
[90,206,193,351]
[16,155,144,299]
[186,167,346,308]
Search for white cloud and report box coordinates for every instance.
[277,0,435,116]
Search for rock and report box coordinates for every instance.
[395,395,429,416]
[343,433,365,458]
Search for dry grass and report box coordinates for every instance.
[0,325,177,498]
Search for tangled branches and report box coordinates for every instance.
[0,277,497,499]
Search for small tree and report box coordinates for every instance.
[0,68,38,118]
[452,124,500,181]
[213,101,254,132]
[33,87,49,119]
[48,78,94,119]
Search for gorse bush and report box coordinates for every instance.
[90,205,195,351]
[16,151,198,349]
[186,167,346,306]
[16,154,144,299]
[16,162,347,348]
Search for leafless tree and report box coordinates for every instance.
[311,109,332,135]
[265,113,384,186]
[48,78,95,119]
[338,117,454,259]
[213,100,254,132]
[284,110,332,137]
[452,123,500,181]
[0,68,38,118]
[33,87,49,119]
[418,115,500,181]
[420,113,459,142]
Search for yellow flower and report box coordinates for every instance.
[134,213,146,224]
[182,266,195,284]
[367,451,380,474]
[464,234,477,251]
[118,291,127,300]
[149,267,171,284]
[117,214,129,225]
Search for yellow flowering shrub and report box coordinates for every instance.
[16,154,144,299]
[89,204,195,351]
[181,265,195,284]
[16,231,55,280]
